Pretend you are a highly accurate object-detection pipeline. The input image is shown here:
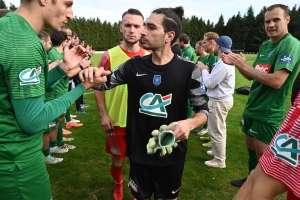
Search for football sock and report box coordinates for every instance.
[57,122,64,146]
[248,149,258,174]
[42,148,50,157]
[65,108,71,122]
[110,165,123,184]
[50,140,57,148]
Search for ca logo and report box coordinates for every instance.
[19,67,42,85]
[271,134,300,166]
[139,93,172,118]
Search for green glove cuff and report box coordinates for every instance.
[158,130,175,148]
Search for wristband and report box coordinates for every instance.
[79,65,84,70]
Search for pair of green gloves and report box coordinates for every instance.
[146,122,181,156]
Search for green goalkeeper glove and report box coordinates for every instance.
[146,122,181,156]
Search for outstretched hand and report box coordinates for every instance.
[60,41,89,72]
[79,67,111,89]
[48,60,61,71]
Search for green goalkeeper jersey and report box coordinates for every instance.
[245,33,300,124]
[0,13,48,171]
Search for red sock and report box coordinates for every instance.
[110,165,123,184]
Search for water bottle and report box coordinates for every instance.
[107,129,121,155]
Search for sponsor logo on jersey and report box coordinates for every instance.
[254,63,271,73]
[153,75,161,86]
[279,55,293,64]
[270,133,300,166]
[19,67,42,85]
[172,187,180,194]
[139,93,172,118]
[128,178,138,192]
[136,72,147,77]
[268,51,273,58]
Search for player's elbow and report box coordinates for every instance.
[271,79,286,89]
[272,83,282,89]
[16,116,44,135]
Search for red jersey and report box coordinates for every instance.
[98,45,148,70]
[260,93,300,199]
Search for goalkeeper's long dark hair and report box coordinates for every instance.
[152,6,184,46]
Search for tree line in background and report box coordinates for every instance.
[1,1,299,52]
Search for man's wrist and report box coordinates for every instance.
[59,62,70,73]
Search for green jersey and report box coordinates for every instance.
[48,48,69,97]
[245,33,300,124]
[48,47,63,62]
[205,54,219,72]
[54,77,69,98]
[196,54,210,65]
[0,13,48,171]
[181,45,195,62]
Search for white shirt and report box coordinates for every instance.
[201,58,235,102]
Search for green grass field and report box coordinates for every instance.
[47,54,290,200]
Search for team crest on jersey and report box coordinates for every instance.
[270,134,300,167]
[139,93,172,118]
[153,75,161,86]
[254,63,271,73]
[19,67,42,86]
[279,55,293,64]
[268,51,273,58]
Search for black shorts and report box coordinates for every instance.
[129,162,184,200]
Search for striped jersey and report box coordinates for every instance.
[260,92,300,198]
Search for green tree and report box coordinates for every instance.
[239,5,256,52]
[289,5,300,39]
[0,0,7,9]
[8,3,17,11]
[252,6,268,51]
[213,14,225,35]
[183,15,206,46]
[225,12,243,51]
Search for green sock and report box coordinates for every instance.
[248,149,258,174]
[50,140,57,148]
[203,122,208,129]
[42,148,50,157]
[57,122,64,146]
[65,108,71,122]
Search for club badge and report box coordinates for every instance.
[153,75,161,86]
